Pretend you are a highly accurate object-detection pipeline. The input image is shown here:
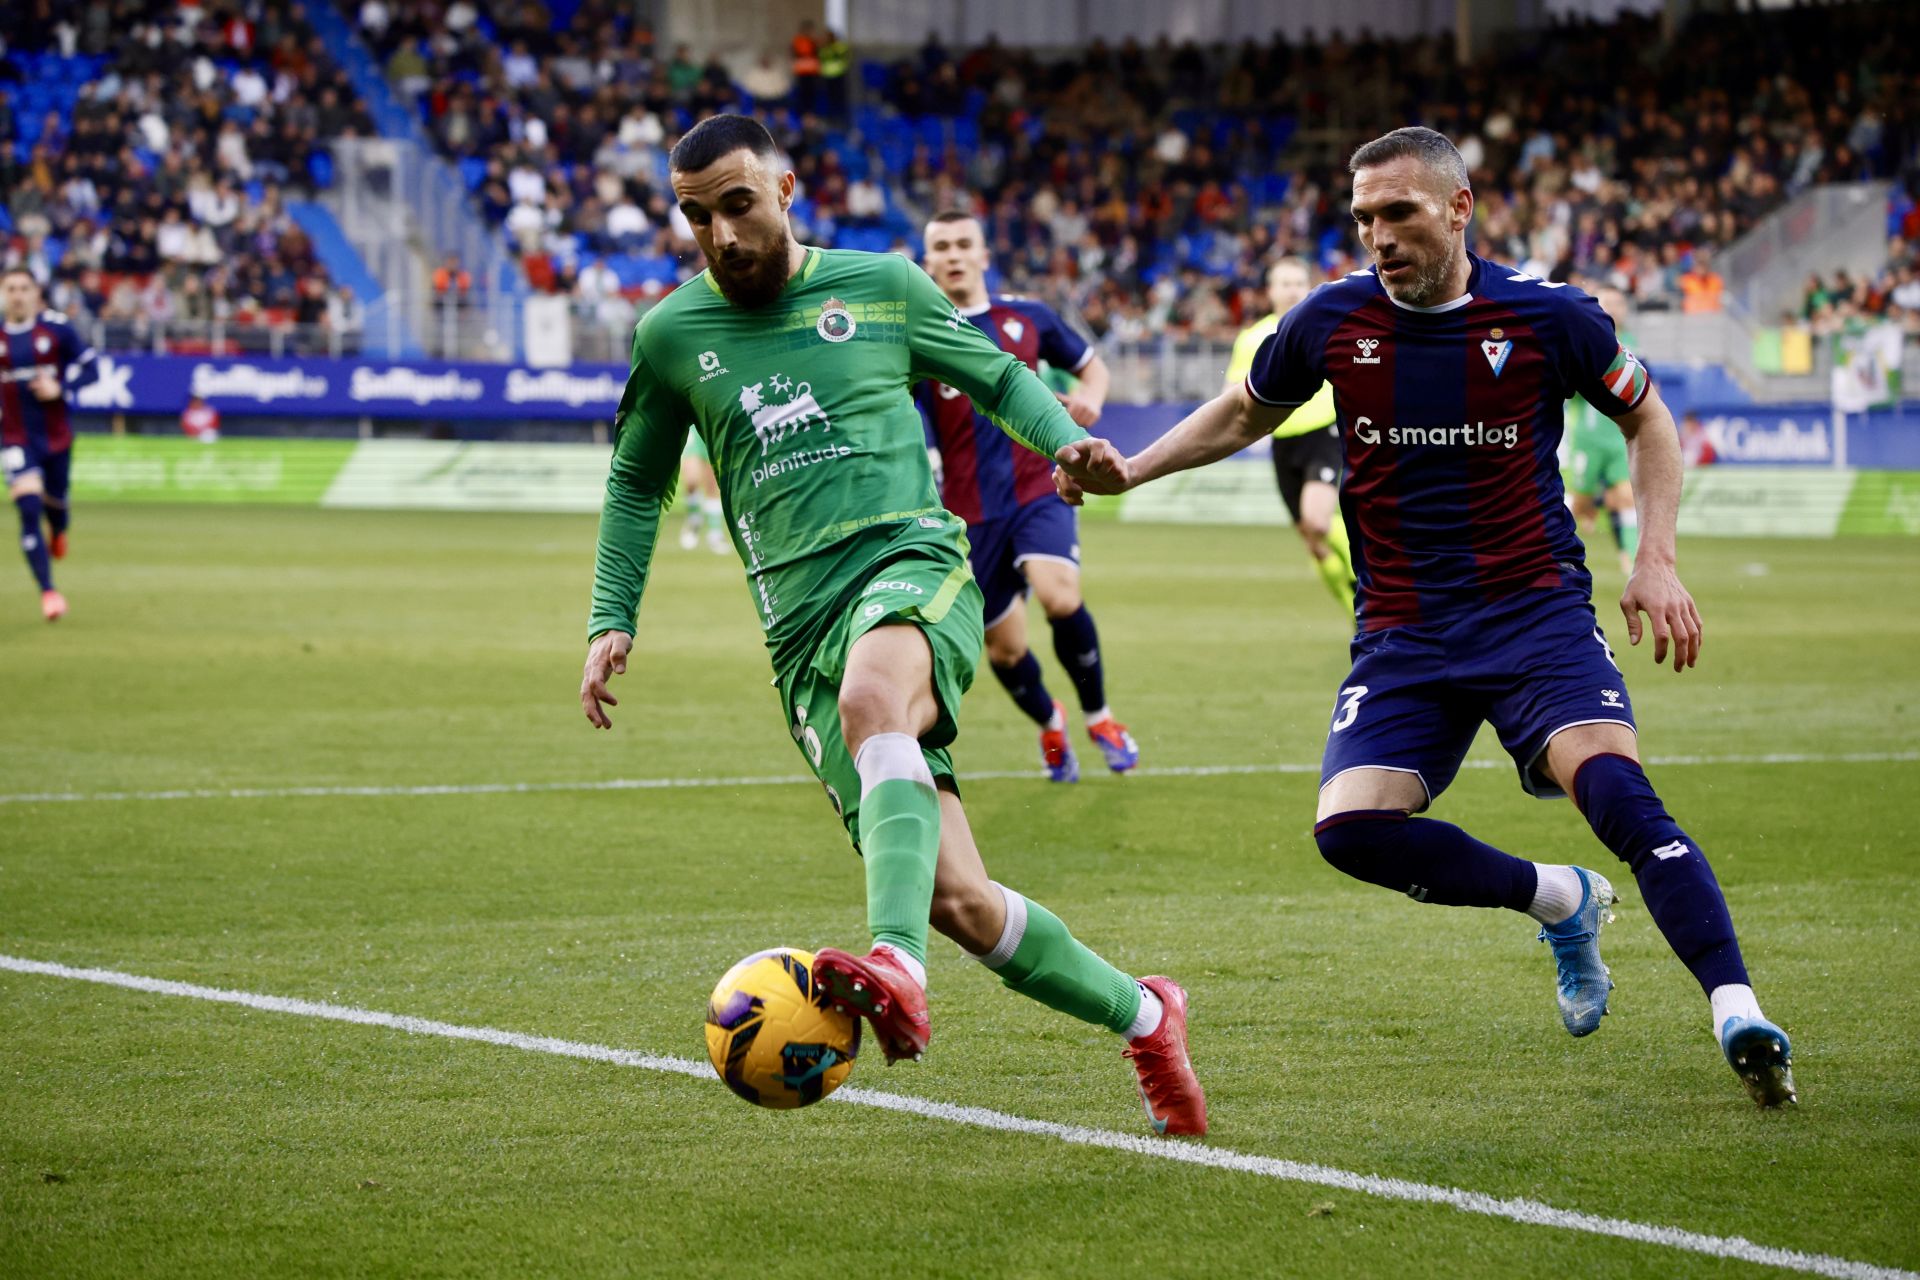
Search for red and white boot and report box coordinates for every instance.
[1123,976,1207,1136]
[813,944,930,1064]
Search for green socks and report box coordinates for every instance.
[856,733,941,966]
[971,882,1142,1034]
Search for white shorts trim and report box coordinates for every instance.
[1524,718,1639,798]
[1012,552,1080,573]
[984,591,1028,630]
[1317,763,1433,812]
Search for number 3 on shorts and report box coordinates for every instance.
[1331,684,1368,732]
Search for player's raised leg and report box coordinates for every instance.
[1544,724,1796,1106]
[983,598,1077,783]
[1025,557,1138,773]
[927,787,1207,1135]
[814,623,943,1062]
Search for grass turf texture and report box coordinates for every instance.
[2,506,1916,1278]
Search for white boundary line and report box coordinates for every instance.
[0,751,1913,807]
[0,953,1911,1280]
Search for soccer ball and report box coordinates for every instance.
[704,947,861,1109]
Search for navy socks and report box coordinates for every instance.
[1048,605,1105,713]
[990,651,1057,727]
[15,494,52,591]
[1314,810,1539,911]
[1573,753,1748,994]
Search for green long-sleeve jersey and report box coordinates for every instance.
[588,246,1090,655]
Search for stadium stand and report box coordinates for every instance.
[0,1,378,353]
[2,1,1914,369]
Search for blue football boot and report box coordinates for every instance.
[1720,1015,1798,1108]
[1537,867,1617,1036]
[1087,716,1140,773]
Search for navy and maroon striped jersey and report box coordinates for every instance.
[1249,254,1651,632]
[1,311,98,456]
[919,295,1094,524]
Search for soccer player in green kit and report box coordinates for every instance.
[1564,285,1640,574]
[579,116,1206,1136]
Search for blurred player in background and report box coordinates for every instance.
[1,267,99,621]
[1564,285,1640,574]
[580,117,1206,1134]
[918,210,1139,782]
[675,433,728,553]
[1057,127,1795,1108]
[1224,258,1357,614]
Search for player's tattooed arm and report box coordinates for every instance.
[581,630,633,729]
[1057,380,1287,504]
[1612,388,1702,672]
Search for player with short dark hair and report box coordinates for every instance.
[1224,257,1357,612]
[918,209,1138,782]
[580,116,1206,1134]
[1055,125,1796,1107]
[2,267,99,621]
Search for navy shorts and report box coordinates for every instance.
[1319,587,1636,804]
[2,449,56,495]
[968,496,1081,626]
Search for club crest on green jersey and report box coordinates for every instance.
[816,297,856,343]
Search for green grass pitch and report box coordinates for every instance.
[2,505,1917,1278]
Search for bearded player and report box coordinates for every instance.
[2,267,99,620]
[579,116,1206,1135]
[918,209,1137,783]
[1055,127,1794,1107]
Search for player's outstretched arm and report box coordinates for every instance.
[1058,381,1286,506]
[581,630,633,728]
[1613,388,1702,672]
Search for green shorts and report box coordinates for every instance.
[772,530,983,849]
[682,432,710,464]
[1567,428,1629,498]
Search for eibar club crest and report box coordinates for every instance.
[1480,328,1513,377]
[816,297,856,343]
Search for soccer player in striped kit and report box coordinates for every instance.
[1054,128,1795,1108]
[917,210,1139,783]
[1,268,99,621]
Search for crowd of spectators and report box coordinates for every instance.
[876,5,1918,343]
[0,0,373,348]
[358,0,877,312]
[8,1,1917,357]
[1801,191,1920,338]
[363,0,1916,348]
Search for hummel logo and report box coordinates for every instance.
[1600,689,1624,708]
[1354,338,1383,365]
[1652,839,1690,861]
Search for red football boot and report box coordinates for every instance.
[41,589,67,622]
[50,531,68,560]
[1122,976,1208,1136]
[812,944,930,1064]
